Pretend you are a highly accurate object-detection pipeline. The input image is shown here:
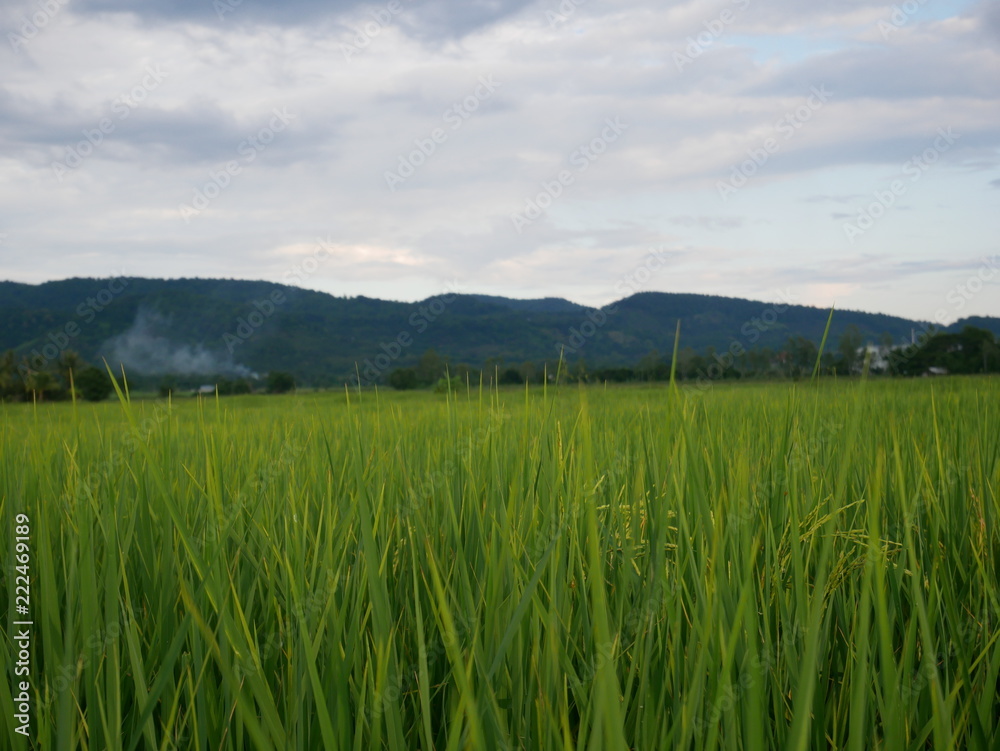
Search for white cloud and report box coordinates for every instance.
[0,0,996,323]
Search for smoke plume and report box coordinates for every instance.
[103,308,256,377]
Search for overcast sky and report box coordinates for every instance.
[1,0,998,322]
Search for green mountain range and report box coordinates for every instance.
[2,277,997,386]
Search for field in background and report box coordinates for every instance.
[2,377,999,750]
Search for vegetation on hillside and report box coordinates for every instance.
[3,278,997,389]
[2,323,997,402]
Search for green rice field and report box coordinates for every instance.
[2,376,999,749]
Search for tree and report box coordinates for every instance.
[984,339,1000,374]
[592,367,634,383]
[415,350,446,386]
[213,377,251,396]
[837,325,864,375]
[891,326,995,376]
[159,376,178,398]
[878,332,896,375]
[499,368,522,385]
[57,350,82,392]
[785,336,818,379]
[25,371,55,401]
[231,378,252,395]
[0,350,19,400]
[955,326,997,374]
[453,363,474,385]
[434,376,462,395]
[266,371,296,394]
[544,359,568,384]
[75,367,113,402]
[387,368,418,390]
[637,349,668,381]
[482,356,504,384]
[819,351,837,375]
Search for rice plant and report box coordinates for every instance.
[1,375,998,749]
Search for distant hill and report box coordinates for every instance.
[1,277,997,386]
[468,295,588,314]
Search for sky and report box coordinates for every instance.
[1,0,998,324]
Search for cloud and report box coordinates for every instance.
[804,194,863,204]
[769,255,996,286]
[979,1,1000,40]
[0,0,997,324]
[70,0,534,39]
[670,215,745,230]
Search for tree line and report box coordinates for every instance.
[0,350,114,402]
[384,324,1000,389]
[2,325,996,401]
[0,349,298,403]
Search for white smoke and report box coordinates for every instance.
[103,309,257,377]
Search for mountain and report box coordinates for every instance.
[1,277,997,386]
[468,295,588,314]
